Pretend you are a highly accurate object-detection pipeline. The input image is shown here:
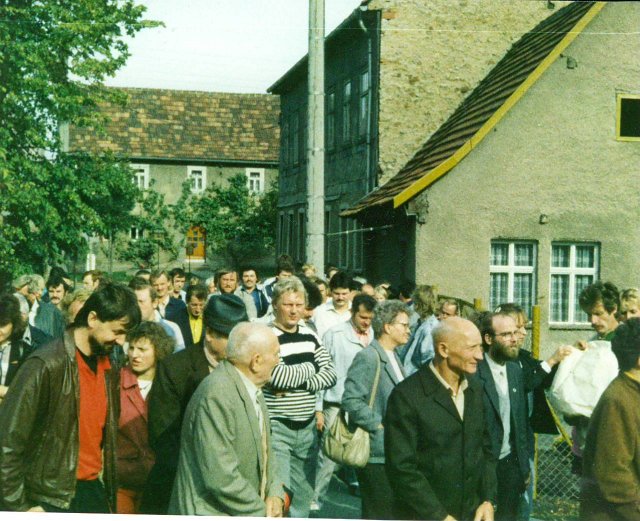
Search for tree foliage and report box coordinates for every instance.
[0,0,158,283]
[173,174,277,267]
[116,181,178,269]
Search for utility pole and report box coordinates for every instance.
[306,0,325,270]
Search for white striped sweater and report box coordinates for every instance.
[264,324,337,422]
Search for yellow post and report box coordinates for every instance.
[530,304,541,500]
[531,305,541,359]
[473,298,483,311]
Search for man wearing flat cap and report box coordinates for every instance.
[141,294,249,514]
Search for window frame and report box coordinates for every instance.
[246,168,265,194]
[187,166,207,194]
[489,240,537,314]
[130,163,149,190]
[326,89,336,151]
[549,242,600,325]
[342,80,352,145]
[616,93,640,142]
[359,70,370,140]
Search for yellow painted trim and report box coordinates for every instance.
[616,93,640,142]
[393,2,606,209]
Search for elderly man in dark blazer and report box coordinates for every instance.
[141,294,248,514]
[169,322,284,516]
[385,316,497,521]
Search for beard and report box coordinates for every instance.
[89,334,114,357]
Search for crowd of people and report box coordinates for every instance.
[0,256,639,520]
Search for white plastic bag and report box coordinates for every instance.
[548,340,619,418]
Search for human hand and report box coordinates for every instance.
[315,411,325,432]
[473,501,494,521]
[546,345,574,367]
[575,340,589,350]
[0,384,8,398]
[266,496,284,517]
[27,506,45,512]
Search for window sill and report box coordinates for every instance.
[548,324,593,331]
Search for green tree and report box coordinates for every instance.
[116,181,178,269]
[173,174,277,267]
[0,0,158,283]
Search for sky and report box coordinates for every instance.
[107,0,363,94]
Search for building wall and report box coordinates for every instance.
[411,2,640,356]
[368,0,572,184]
[276,12,380,270]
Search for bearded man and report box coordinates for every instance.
[0,283,141,513]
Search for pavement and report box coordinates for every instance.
[309,474,361,519]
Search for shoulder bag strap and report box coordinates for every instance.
[367,351,382,408]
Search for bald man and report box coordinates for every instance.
[169,322,284,516]
[385,317,497,521]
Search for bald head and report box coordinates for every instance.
[226,322,280,386]
[432,316,483,377]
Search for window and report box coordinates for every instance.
[130,226,143,240]
[297,209,306,261]
[550,243,599,324]
[339,212,349,268]
[131,164,149,190]
[342,80,352,143]
[188,166,207,193]
[291,113,300,165]
[327,90,336,150]
[278,212,286,253]
[489,241,537,314]
[617,94,640,141]
[324,207,333,263]
[287,211,295,255]
[246,168,265,193]
[282,119,289,166]
[359,71,370,139]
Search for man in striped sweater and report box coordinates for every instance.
[264,277,337,518]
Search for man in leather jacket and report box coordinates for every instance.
[0,282,141,513]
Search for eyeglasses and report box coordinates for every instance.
[391,321,410,329]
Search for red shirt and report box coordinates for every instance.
[75,349,110,481]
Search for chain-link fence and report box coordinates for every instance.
[533,412,580,519]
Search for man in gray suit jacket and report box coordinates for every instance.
[169,322,284,516]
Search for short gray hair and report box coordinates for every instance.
[15,274,45,295]
[372,300,409,339]
[227,322,277,365]
[271,276,306,306]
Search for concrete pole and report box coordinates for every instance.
[306,0,325,270]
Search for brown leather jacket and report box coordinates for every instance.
[0,330,120,511]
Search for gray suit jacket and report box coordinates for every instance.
[342,339,405,463]
[168,360,283,516]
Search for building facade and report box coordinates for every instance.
[345,2,640,353]
[64,87,280,269]
[269,0,570,274]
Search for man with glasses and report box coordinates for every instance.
[474,310,531,521]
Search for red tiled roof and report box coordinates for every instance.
[67,88,280,163]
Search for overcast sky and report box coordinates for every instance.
[107,0,362,93]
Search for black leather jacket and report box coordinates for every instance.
[0,330,120,511]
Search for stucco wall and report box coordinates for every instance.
[147,163,277,205]
[368,0,572,184]
[412,2,640,356]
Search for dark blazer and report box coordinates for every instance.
[385,365,497,521]
[170,308,203,350]
[33,300,65,340]
[4,326,51,387]
[163,296,186,322]
[141,346,210,514]
[518,350,558,435]
[342,340,405,463]
[475,358,530,479]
